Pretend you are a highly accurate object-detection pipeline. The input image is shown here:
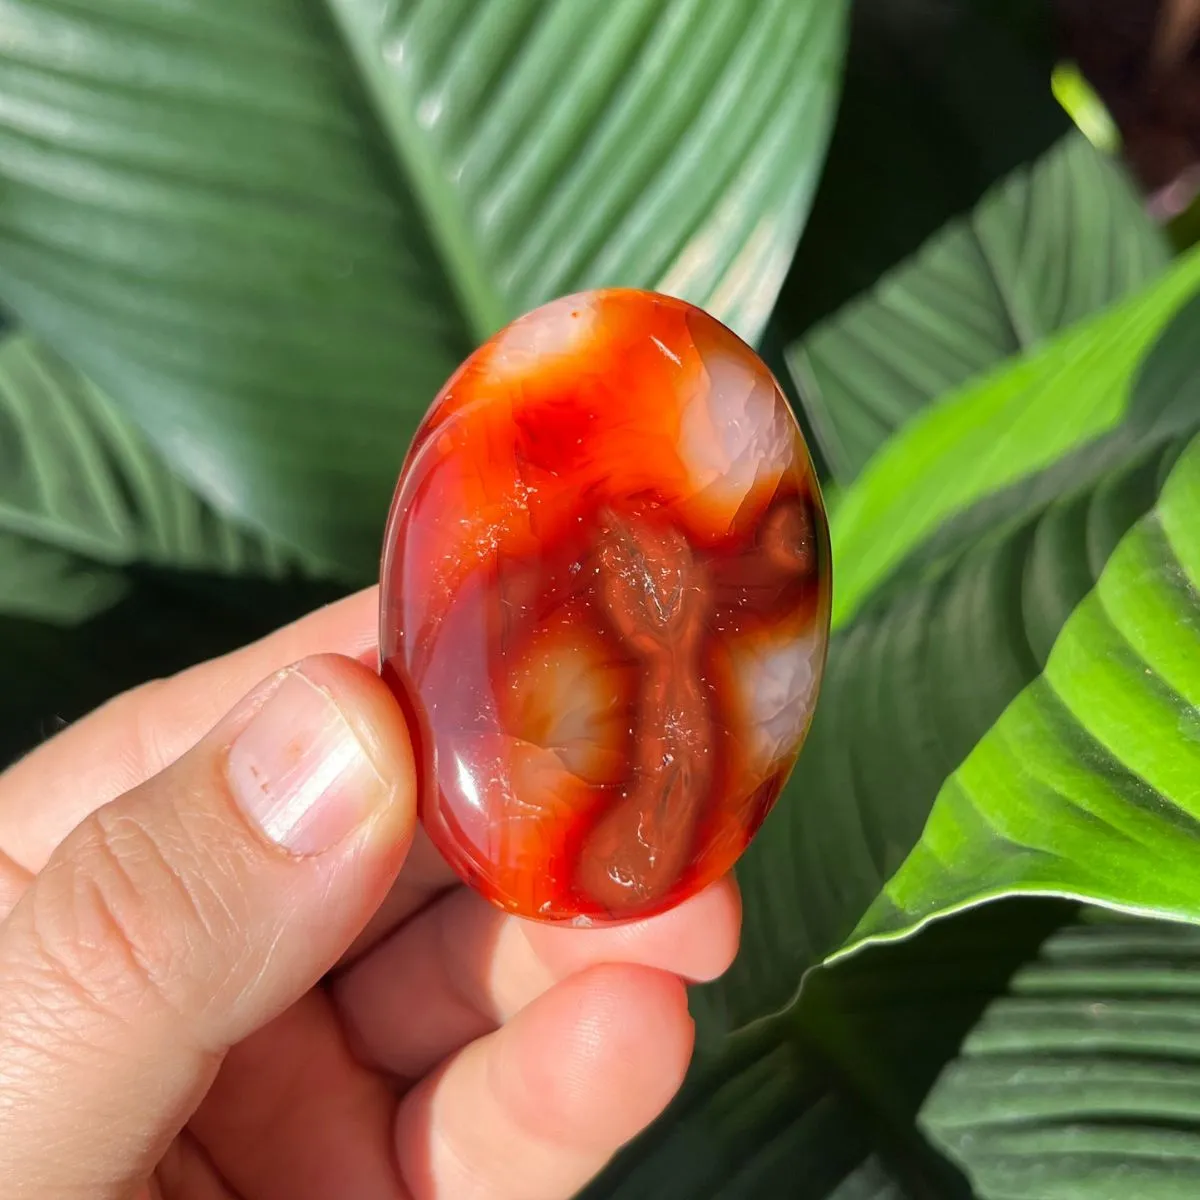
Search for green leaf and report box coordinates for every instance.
[0,0,848,572]
[830,248,1200,630]
[922,908,1200,1197]
[1052,63,1121,153]
[0,532,128,625]
[0,329,304,622]
[0,325,351,761]
[789,134,1169,483]
[0,537,127,628]
[810,904,1200,1200]
[853,427,1200,951]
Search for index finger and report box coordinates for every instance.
[0,587,453,923]
[0,588,377,871]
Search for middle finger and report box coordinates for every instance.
[331,875,741,1079]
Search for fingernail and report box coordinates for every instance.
[226,669,386,855]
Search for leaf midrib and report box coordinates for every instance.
[321,0,510,342]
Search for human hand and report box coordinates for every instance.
[0,588,741,1200]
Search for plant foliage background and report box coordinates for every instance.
[2,1,1200,1196]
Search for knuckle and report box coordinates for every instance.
[26,802,234,1029]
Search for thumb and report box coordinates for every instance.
[0,653,416,1200]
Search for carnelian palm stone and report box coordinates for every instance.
[380,289,831,925]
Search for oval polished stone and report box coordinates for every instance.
[380,289,831,925]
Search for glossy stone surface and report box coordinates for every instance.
[380,290,831,925]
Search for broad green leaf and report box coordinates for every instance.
[0,330,303,622]
[0,325,350,762]
[830,247,1200,629]
[853,428,1200,951]
[0,0,848,573]
[812,904,1200,1200]
[789,134,1168,482]
[922,909,1200,1197]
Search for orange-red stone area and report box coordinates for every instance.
[380,289,832,925]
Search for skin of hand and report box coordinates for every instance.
[0,587,742,1200]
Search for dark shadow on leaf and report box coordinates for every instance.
[800,896,1081,1199]
[769,0,1066,343]
[0,567,351,769]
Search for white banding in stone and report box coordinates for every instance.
[489,293,599,378]
[503,627,628,786]
[730,627,823,773]
[678,348,793,517]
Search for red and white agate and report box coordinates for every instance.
[380,289,831,924]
